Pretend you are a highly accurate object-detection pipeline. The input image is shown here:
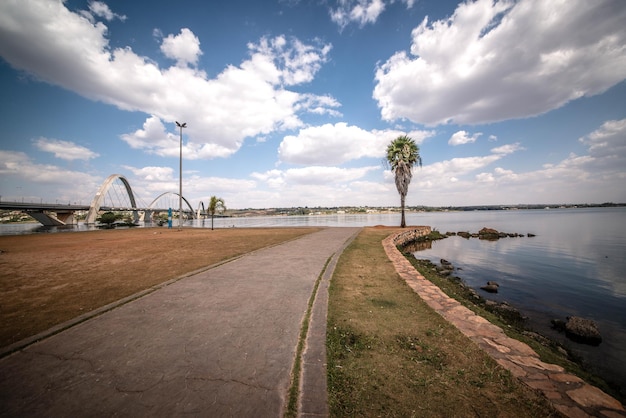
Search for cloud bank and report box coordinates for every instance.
[0,0,337,160]
[373,0,626,125]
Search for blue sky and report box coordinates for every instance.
[1,0,625,210]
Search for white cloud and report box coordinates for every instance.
[475,172,495,183]
[491,142,523,155]
[248,35,332,86]
[278,122,433,165]
[0,1,335,160]
[329,0,416,30]
[124,166,174,182]
[0,150,101,201]
[120,115,237,160]
[252,165,378,187]
[578,118,626,174]
[448,130,481,146]
[248,165,387,207]
[88,1,126,22]
[160,28,202,67]
[374,0,626,125]
[123,164,258,207]
[331,0,386,30]
[34,137,100,161]
[580,118,626,159]
[408,119,626,206]
[419,155,503,182]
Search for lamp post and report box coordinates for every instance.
[176,121,186,229]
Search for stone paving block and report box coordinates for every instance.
[567,385,626,411]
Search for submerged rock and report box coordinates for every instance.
[478,227,500,240]
[551,319,567,332]
[565,316,602,345]
[480,282,499,293]
[485,301,527,323]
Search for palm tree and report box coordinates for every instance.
[386,135,422,228]
[207,196,226,230]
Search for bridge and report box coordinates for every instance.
[0,174,212,226]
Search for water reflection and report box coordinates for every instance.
[402,240,433,252]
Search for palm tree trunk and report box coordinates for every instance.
[400,193,406,228]
[211,214,214,230]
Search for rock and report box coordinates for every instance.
[486,281,500,287]
[440,258,452,266]
[479,227,501,240]
[485,300,527,322]
[565,316,602,345]
[458,231,470,239]
[527,233,536,237]
[523,331,552,347]
[551,319,567,332]
[480,283,499,293]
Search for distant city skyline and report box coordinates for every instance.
[1,0,625,209]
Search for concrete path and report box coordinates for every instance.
[0,227,360,418]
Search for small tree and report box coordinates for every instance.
[386,135,422,228]
[208,196,226,230]
[98,211,118,228]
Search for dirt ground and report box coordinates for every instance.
[0,226,318,348]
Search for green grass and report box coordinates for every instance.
[326,228,560,417]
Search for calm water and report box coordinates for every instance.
[2,207,625,396]
[407,207,626,398]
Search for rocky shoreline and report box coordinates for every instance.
[397,227,622,404]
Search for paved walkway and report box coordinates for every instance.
[0,227,360,418]
[383,231,626,418]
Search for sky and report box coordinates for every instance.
[1,0,625,210]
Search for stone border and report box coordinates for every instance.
[383,229,625,418]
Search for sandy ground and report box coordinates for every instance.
[0,226,318,348]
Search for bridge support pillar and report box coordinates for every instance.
[140,210,153,223]
[26,210,75,226]
[55,211,77,225]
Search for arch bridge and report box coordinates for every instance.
[4,174,208,226]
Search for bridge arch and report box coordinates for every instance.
[148,192,196,218]
[85,174,137,224]
[197,201,206,219]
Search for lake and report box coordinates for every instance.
[2,207,625,397]
[405,207,626,399]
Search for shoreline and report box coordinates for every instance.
[397,230,625,406]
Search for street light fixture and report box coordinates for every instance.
[176,121,187,229]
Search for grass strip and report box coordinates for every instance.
[327,227,559,417]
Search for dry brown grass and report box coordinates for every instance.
[0,227,318,347]
[327,227,560,417]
